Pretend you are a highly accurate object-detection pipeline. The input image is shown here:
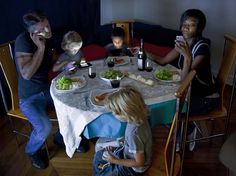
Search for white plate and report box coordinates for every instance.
[90,89,116,106]
[153,69,181,83]
[55,75,87,93]
[99,69,124,82]
[107,56,130,66]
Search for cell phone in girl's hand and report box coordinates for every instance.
[176,35,185,42]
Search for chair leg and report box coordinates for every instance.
[198,121,211,138]
[224,68,236,139]
[44,140,51,160]
[179,115,189,176]
[0,81,8,115]
[7,116,20,147]
[209,119,216,145]
[28,121,32,132]
[193,121,202,136]
[7,115,30,147]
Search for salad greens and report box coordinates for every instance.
[101,68,123,79]
[56,76,73,90]
[155,69,173,80]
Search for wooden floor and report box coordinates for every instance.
[0,85,235,176]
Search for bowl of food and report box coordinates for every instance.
[99,68,124,82]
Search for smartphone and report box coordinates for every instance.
[176,35,185,42]
[78,62,92,68]
[110,49,122,56]
[37,32,45,37]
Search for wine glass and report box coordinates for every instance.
[107,57,115,67]
[88,66,96,79]
[128,46,139,56]
[145,60,153,72]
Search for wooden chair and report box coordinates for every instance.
[0,41,29,141]
[187,34,236,143]
[0,41,57,157]
[112,20,134,45]
[143,70,196,176]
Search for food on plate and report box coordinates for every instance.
[71,77,82,83]
[100,69,123,79]
[155,69,180,81]
[172,74,181,81]
[114,57,125,64]
[126,72,154,86]
[94,92,110,103]
[56,76,73,90]
[155,69,172,80]
[71,77,84,88]
[56,76,85,90]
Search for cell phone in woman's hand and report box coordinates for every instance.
[176,35,185,42]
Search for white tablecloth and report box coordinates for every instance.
[50,58,179,157]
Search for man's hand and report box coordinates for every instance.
[30,32,46,50]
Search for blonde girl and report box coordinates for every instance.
[93,86,152,176]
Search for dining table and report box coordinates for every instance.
[50,57,180,158]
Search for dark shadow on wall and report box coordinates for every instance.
[0,0,101,47]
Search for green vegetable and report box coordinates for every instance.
[56,76,73,90]
[101,69,123,79]
[155,69,173,80]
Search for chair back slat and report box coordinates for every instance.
[0,41,19,111]
[175,70,196,119]
[165,113,178,176]
[217,34,236,108]
[165,70,196,176]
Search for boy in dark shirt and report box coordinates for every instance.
[105,27,133,56]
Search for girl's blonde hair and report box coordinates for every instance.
[106,86,149,125]
[61,31,82,51]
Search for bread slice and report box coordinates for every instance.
[126,72,154,86]
[94,92,109,103]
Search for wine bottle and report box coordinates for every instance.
[137,39,146,71]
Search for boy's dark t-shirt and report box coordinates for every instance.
[56,50,83,71]
[15,31,53,99]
